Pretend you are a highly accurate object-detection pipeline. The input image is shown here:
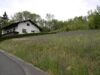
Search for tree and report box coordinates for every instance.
[12,11,41,23]
[97,6,100,14]
[88,6,100,29]
[45,13,54,21]
[0,12,10,28]
[2,12,8,20]
[0,12,9,36]
[12,12,23,22]
[50,19,64,31]
[45,13,55,30]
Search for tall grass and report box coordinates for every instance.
[0,30,100,75]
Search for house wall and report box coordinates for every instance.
[15,21,40,34]
[2,27,17,35]
[2,30,6,34]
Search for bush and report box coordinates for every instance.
[0,32,57,41]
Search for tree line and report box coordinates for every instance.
[0,6,100,35]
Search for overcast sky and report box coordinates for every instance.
[0,0,100,20]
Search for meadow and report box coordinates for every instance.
[0,30,100,75]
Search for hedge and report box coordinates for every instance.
[0,32,57,41]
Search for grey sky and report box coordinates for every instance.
[0,0,100,20]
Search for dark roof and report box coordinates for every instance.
[2,20,42,31]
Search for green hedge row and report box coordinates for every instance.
[0,32,57,41]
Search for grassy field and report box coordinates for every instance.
[0,30,100,75]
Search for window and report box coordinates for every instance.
[22,29,27,33]
[27,23,30,26]
[7,31,9,33]
[31,30,35,32]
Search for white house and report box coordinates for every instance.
[1,20,41,35]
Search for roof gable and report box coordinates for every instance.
[2,20,42,31]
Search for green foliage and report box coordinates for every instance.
[12,11,41,23]
[41,27,50,32]
[0,32,57,41]
[51,20,64,30]
[94,13,100,28]
[44,6,100,32]
[70,16,89,30]
[0,12,10,27]
[0,29,2,37]
[44,14,55,30]
[3,12,8,20]
[88,6,100,29]
[51,16,89,32]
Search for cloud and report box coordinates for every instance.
[0,0,99,20]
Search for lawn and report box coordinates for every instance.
[0,30,100,75]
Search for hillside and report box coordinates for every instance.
[0,30,100,75]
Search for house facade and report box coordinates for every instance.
[2,20,41,35]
